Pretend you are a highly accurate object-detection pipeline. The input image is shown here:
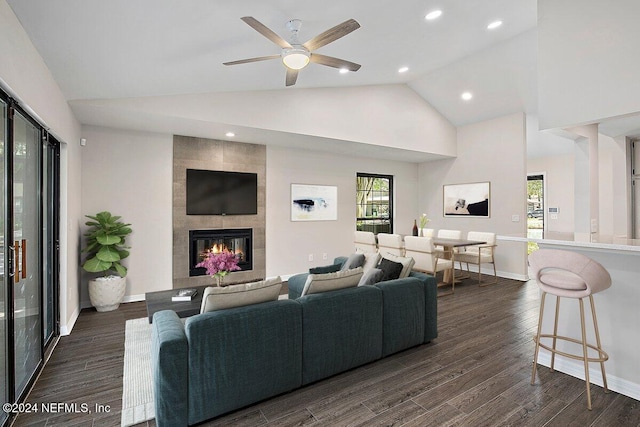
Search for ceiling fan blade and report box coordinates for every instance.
[303,19,360,51]
[310,54,361,71]
[241,16,292,49]
[223,54,280,66]
[285,69,299,87]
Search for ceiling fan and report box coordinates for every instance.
[224,16,361,87]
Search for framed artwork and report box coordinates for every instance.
[291,184,338,221]
[443,182,490,217]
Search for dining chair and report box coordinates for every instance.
[455,231,498,286]
[376,233,404,256]
[354,231,377,252]
[404,236,455,295]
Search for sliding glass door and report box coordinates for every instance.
[42,135,59,346]
[0,98,7,427]
[12,110,42,397]
[0,91,59,426]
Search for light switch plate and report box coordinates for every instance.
[512,215,520,222]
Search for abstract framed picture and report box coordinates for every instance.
[443,182,490,217]
[291,184,338,221]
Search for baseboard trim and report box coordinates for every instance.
[123,294,146,303]
[456,263,528,282]
[81,293,147,311]
[536,351,640,401]
[60,305,80,336]
[496,270,528,281]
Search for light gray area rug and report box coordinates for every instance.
[121,317,154,427]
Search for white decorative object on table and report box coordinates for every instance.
[419,213,430,237]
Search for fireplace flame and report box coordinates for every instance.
[200,243,245,262]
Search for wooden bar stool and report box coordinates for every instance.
[528,249,611,410]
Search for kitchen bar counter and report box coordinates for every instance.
[497,233,640,401]
[498,232,640,253]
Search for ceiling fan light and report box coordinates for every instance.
[425,10,442,20]
[282,48,310,70]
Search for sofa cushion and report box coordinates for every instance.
[377,258,404,281]
[374,278,425,357]
[200,277,282,313]
[381,253,415,278]
[301,267,363,296]
[299,285,383,385]
[186,300,302,424]
[309,264,342,274]
[358,268,384,287]
[340,253,366,270]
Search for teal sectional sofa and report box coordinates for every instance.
[151,261,437,426]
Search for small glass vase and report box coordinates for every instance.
[214,274,225,287]
[419,228,423,237]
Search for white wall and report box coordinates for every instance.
[70,84,458,158]
[0,0,82,334]
[266,146,419,277]
[527,154,575,234]
[420,113,528,279]
[538,0,640,130]
[79,131,422,290]
[527,133,629,240]
[598,134,629,238]
[80,126,173,304]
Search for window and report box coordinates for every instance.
[356,173,393,233]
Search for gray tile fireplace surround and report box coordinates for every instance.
[172,135,266,289]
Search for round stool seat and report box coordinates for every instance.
[539,270,586,293]
[528,248,611,411]
[529,249,611,298]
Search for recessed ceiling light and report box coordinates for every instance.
[425,10,442,20]
[487,20,502,30]
[339,68,349,74]
[398,66,409,73]
[225,132,235,137]
[461,92,473,101]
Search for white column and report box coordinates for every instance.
[567,124,599,241]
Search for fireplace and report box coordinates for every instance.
[189,228,253,276]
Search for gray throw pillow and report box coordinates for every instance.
[301,267,363,296]
[200,277,283,313]
[359,251,381,273]
[358,268,384,286]
[341,253,366,271]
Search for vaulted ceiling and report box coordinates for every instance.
[7,0,639,161]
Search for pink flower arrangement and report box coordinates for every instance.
[195,250,241,281]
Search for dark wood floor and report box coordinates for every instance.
[14,274,640,426]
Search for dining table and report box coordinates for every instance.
[430,236,486,289]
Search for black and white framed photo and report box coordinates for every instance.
[443,182,490,217]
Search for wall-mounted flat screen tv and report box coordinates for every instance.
[186,169,258,215]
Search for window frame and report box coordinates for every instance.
[356,172,394,234]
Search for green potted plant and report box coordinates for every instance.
[82,211,132,312]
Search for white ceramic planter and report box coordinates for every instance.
[88,276,126,312]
